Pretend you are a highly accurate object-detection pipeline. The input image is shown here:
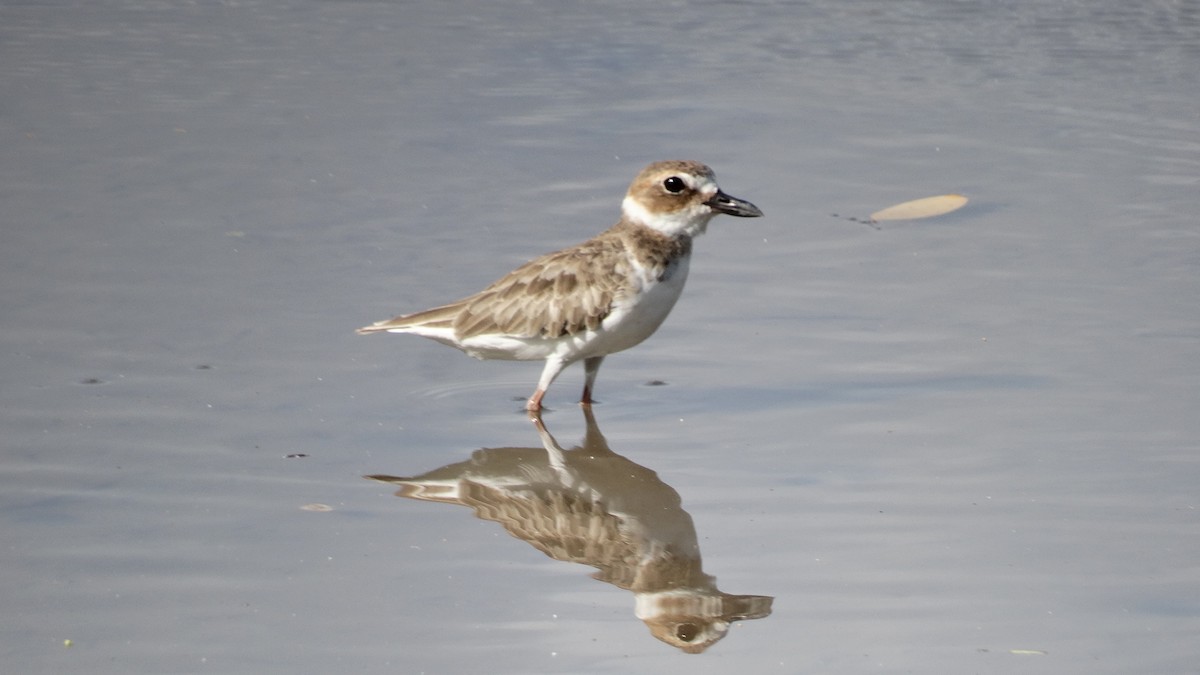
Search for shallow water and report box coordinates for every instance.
[2,0,1198,672]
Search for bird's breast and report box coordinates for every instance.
[588,253,691,355]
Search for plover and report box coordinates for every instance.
[358,160,763,411]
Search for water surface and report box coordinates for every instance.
[2,1,1197,672]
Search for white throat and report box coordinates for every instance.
[622,196,716,238]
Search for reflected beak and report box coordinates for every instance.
[704,190,763,218]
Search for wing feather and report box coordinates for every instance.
[356,301,466,334]
[358,226,671,340]
[454,234,631,339]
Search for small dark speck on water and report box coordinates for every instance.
[285,453,309,459]
[79,378,103,385]
[644,380,668,386]
[195,364,212,370]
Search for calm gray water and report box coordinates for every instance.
[2,1,1198,673]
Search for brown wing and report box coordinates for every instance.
[453,233,633,339]
[356,298,468,334]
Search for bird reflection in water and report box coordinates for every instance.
[365,408,772,653]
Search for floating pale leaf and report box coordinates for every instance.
[870,194,968,222]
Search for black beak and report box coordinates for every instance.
[705,190,763,218]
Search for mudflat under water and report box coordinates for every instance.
[2,1,1198,673]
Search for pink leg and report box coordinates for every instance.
[528,356,566,412]
[580,356,604,406]
[526,389,546,412]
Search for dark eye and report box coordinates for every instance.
[675,623,699,642]
[663,176,685,193]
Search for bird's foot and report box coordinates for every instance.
[525,389,546,413]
